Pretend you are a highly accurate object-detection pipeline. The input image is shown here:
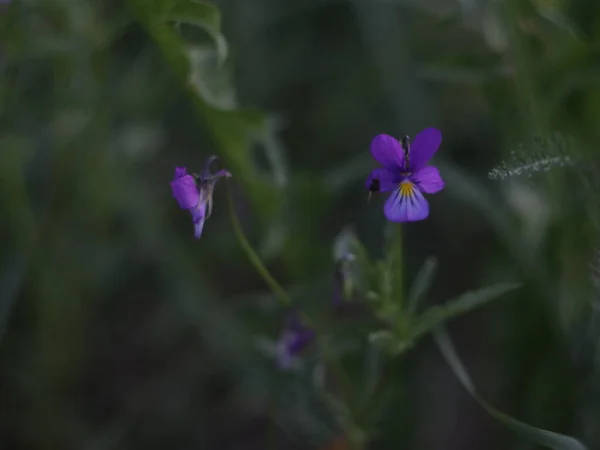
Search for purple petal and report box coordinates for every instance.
[191,202,207,239]
[287,328,315,355]
[174,167,188,178]
[370,134,405,169]
[411,166,445,194]
[275,319,314,369]
[170,174,200,209]
[365,167,401,192]
[384,182,429,222]
[409,128,442,171]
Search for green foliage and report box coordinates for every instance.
[363,249,520,355]
[170,0,228,64]
[406,256,437,315]
[409,282,521,342]
[434,327,587,450]
[127,0,282,222]
[2,0,599,449]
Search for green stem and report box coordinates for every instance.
[392,223,403,307]
[225,181,291,307]
[226,181,364,444]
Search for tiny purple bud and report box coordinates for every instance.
[275,313,314,369]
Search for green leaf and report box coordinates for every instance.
[169,0,228,64]
[410,283,520,342]
[407,257,437,315]
[433,327,587,450]
[128,0,280,223]
[186,45,235,110]
[332,226,357,262]
[385,223,404,307]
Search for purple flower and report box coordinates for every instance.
[366,128,445,222]
[275,314,315,369]
[170,156,231,239]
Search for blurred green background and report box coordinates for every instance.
[1,0,600,449]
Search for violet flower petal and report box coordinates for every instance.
[408,128,442,171]
[365,167,402,192]
[287,328,315,355]
[191,202,207,239]
[370,134,405,170]
[174,166,188,178]
[275,314,314,369]
[411,166,445,194]
[170,174,200,209]
[384,182,429,222]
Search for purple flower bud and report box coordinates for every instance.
[275,313,314,369]
[170,157,231,239]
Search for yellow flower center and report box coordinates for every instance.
[399,181,414,197]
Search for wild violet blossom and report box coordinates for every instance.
[366,128,445,222]
[275,313,315,369]
[170,156,231,239]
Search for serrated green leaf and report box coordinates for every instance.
[407,257,438,315]
[433,327,587,450]
[410,282,520,341]
[169,0,228,64]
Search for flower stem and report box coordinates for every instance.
[226,181,364,446]
[384,222,404,308]
[393,223,403,306]
[225,181,292,307]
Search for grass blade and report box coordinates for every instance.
[433,327,587,450]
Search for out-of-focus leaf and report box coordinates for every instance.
[257,115,290,188]
[407,257,437,315]
[169,0,228,64]
[128,0,280,222]
[368,329,408,355]
[433,327,587,450]
[187,45,236,110]
[362,340,383,405]
[410,283,520,341]
[333,226,358,262]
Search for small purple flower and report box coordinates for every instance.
[170,156,231,239]
[275,313,315,369]
[366,128,445,222]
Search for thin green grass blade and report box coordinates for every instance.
[433,327,587,450]
[410,283,520,341]
[407,257,438,315]
[225,181,291,307]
